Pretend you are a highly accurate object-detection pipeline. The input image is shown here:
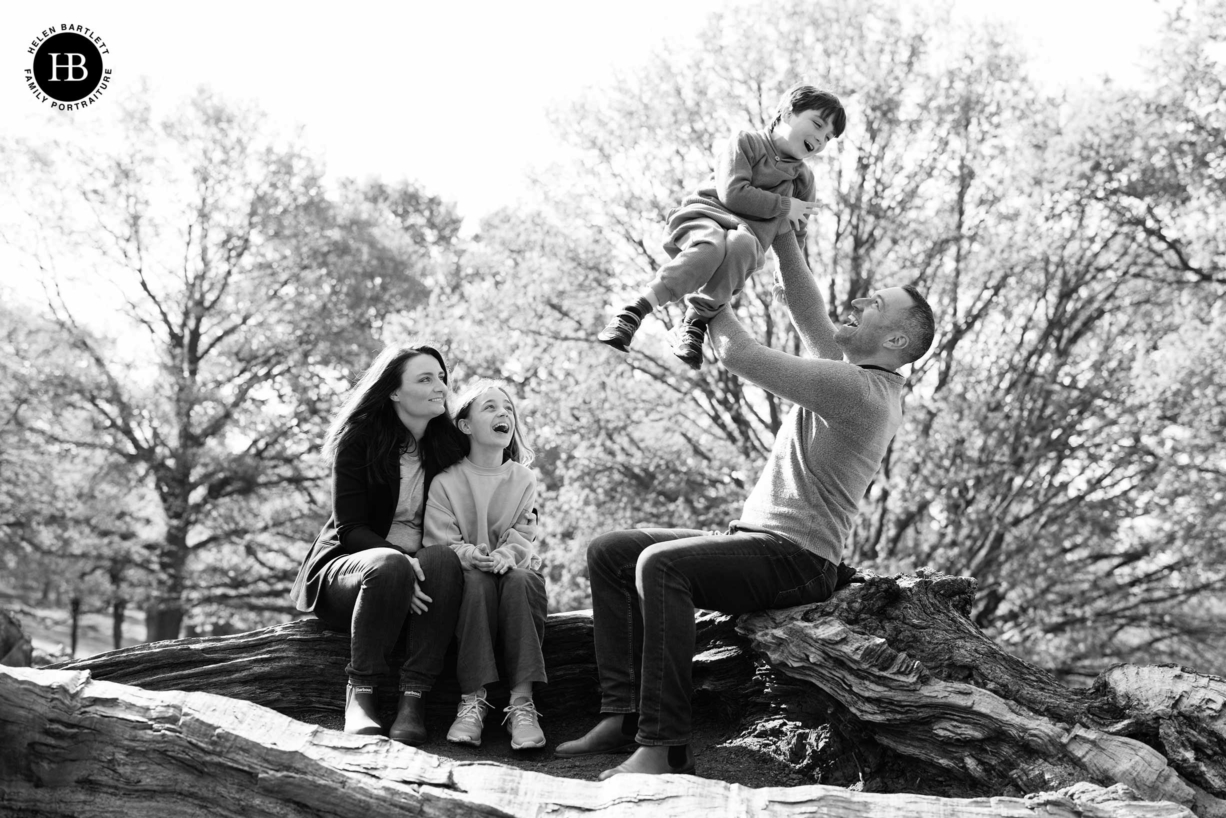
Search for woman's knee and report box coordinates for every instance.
[361,548,413,586]
[416,544,462,584]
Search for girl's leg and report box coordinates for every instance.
[453,567,500,693]
[497,568,549,689]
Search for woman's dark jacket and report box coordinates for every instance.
[291,434,403,613]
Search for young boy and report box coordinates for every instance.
[597,84,846,369]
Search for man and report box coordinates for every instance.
[556,231,935,778]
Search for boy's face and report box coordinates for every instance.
[775,109,835,161]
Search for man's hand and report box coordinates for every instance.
[407,555,433,615]
[787,197,818,232]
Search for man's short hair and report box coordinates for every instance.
[899,285,935,364]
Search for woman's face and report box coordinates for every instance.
[392,353,449,426]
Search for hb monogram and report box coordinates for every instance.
[47,53,89,82]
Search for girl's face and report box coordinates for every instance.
[393,354,449,424]
[459,387,516,450]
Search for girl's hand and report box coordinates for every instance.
[787,197,817,231]
[489,550,515,575]
[408,556,433,615]
[471,552,498,573]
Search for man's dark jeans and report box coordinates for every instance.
[315,545,462,691]
[588,527,836,745]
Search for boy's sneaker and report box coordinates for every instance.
[447,689,490,746]
[597,307,643,352]
[503,697,545,750]
[672,319,708,370]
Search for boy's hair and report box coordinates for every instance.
[451,379,535,466]
[899,285,936,364]
[770,84,847,138]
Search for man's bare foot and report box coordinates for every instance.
[597,744,695,779]
[554,714,637,757]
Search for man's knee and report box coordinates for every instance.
[634,545,685,597]
[588,531,639,573]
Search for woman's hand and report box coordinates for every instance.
[407,555,433,615]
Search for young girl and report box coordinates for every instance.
[422,380,547,750]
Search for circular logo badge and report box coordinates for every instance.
[32,32,104,102]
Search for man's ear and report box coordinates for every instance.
[883,331,909,352]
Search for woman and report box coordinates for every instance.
[290,343,467,744]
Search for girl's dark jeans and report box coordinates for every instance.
[588,527,836,745]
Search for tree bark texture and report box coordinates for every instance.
[27,572,1226,817]
[0,665,1199,818]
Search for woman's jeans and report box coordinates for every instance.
[315,545,462,691]
[588,527,837,746]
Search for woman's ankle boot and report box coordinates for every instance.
[389,691,427,745]
[344,683,382,735]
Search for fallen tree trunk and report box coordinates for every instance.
[36,572,1226,817]
[0,665,1199,818]
[45,610,753,723]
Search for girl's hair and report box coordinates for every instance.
[769,84,847,137]
[451,379,535,466]
[324,343,466,489]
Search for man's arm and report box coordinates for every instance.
[708,308,867,419]
[773,230,841,361]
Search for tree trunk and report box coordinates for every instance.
[0,610,32,667]
[24,572,1226,817]
[0,664,1199,818]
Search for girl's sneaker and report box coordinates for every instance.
[447,688,490,746]
[503,697,545,750]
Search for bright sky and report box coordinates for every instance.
[4,0,1169,227]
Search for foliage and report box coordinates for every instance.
[412,0,1226,673]
[1,89,461,639]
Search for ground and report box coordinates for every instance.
[307,697,819,789]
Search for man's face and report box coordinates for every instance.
[833,287,913,356]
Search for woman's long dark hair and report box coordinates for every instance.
[324,344,466,492]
